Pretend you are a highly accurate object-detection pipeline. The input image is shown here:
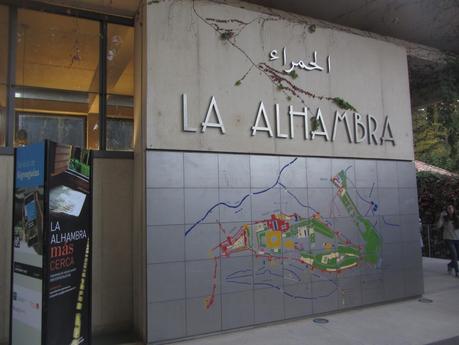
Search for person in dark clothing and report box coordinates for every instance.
[437,204,459,277]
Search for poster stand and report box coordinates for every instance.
[10,141,92,345]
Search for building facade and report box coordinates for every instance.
[0,0,426,344]
[143,1,422,342]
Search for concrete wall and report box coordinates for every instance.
[132,6,147,341]
[92,158,134,334]
[0,156,13,344]
[0,156,134,343]
[146,0,414,160]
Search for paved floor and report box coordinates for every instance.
[159,257,459,345]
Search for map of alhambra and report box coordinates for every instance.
[184,158,383,309]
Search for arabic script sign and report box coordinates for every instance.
[269,47,331,74]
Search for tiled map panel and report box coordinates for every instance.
[146,151,423,343]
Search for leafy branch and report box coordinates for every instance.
[332,97,357,112]
[192,0,358,112]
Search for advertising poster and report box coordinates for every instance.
[11,142,45,345]
[45,142,92,345]
[10,141,92,345]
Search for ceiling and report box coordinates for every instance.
[246,0,459,55]
[39,0,140,18]
[39,0,459,54]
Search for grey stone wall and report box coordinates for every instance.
[144,1,421,343]
[146,150,423,343]
[0,156,13,344]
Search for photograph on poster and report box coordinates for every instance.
[11,143,45,345]
[12,285,41,330]
[13,187,44,256]
[50,185,87,217]
[46,142,92,345]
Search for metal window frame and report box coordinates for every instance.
[6,5,16,147]
[99,21,108,151]
[16,110,88,148]
[1,0,134,153]
[0,0,134,25]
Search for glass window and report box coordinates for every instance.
[16,112,85,147]
[14,89,99,148]
[106,24,133,151]
[16,10,99,92]
[107,118,133,151]
[4,7,135,151]
[15,9,100,149]
[0,5,8,146]
[0,5,8,84]
[0,85,6,146]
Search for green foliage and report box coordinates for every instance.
[411,57,459,104]
[417,172,459,224]
[288,70,298,79]
[413,99,459,173]
[332,97,357,112]
[437,57,459,102]
[310,117,319,131]
[234,80,241,86]
[412,57,459,173]
[220,30,234,40]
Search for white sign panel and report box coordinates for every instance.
[146,0,414,160]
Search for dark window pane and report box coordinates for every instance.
[14,88,99,149]
[16,112,85,148]
[0,5,8,84]
[107,94,133,118]
[106,94,133,151]
[0,84,6,146]
[106,118,133,151]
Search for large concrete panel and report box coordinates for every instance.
[147,225,185,264]
[186,295,222,336]
[0,156,13,344]
[221,256,253,293]
[219,189,252,222]
[221,291,254,330]
[148,300,186,343]
[146,151,184,188]
[92,158,134,334]
[218,154,251,188]
[254,288,285,324]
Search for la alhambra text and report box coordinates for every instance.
[50,221,87,271]
[182,94,395,145]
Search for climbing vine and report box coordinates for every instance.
[188,0,357,112]
[332,97,357,112]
